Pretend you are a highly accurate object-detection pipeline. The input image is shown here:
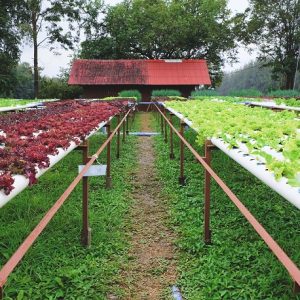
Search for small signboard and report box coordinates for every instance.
[78,165,107,177]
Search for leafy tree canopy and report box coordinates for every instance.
[18,0,104,97]
[0,0,23,96]
[80,0,238,86]
[239,0,300,89]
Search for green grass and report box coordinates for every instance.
[153,115,300,300]
[0,126,137,299]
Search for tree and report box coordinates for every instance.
[13,62,34,98]
[80,0,238,86]
[218,60,282,95]
[39,67,83,99]
[0,0,23,96]
[240,0,300,89]
[19,0,103,98]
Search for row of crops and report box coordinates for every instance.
[0,99,131,198]
[164,100,300,202]
[0,96,299,298]
[189,95,300,108]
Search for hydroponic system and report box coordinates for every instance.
[0,96,299,298]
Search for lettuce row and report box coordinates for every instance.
[166,100,300,187]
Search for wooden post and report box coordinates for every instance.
[161,114,164,134]
[179,121,186,185]
[122,113,126,142]
[82,140,91,247]
[126,113,129,135]
[164,108,168,143]
[106,121,112,189]
[204,140,212,244]
[116,114,121,159]
[169,113,175,159]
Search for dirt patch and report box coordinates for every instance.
[121,113,177,299]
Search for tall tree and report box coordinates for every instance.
[20,0,103,98]
[80,0,238,86]
[240,0,300,89]
[0,0,22,96]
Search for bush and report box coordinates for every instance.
[228,88,262,97]
[191,90,219,97]
[39,77,83,99]
[267,89,300,97]
[151,89,181,97]
[118,90,142,101]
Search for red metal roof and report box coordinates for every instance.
[68,59,211,86]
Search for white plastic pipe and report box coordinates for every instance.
[163,104,300,209]
[249,101,300,112]
[211,138,300,209]
[0,102,42,112]
[0,99,61,113]
[0,118,112,208]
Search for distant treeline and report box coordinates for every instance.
[6,62,82,99]
[218,61,300,95]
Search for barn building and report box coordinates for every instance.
[68,59,211,100]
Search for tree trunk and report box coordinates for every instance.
[285,72,294,90]
[32,12,39,99]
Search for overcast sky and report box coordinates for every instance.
[20,0,251,77]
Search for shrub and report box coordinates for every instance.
[228,88,262,97]
[118,90,142,101]
[267,89,300,97]
[151,89,181,97]
[191,90,219,97]
[39,77,83,99]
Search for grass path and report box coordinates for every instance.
[121,112,177,299]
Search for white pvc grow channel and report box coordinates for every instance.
[247,101,300,112]
[0,99,61,113]
[0,117,113,208]
[0,102,42,113]
[162,103,300,210]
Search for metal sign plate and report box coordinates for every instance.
[78,165,107,177]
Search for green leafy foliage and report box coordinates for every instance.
[118,90,142,101]
[267,89,300,97]
[81,0,238,85]
[152,89,181,97]
[100,96,137,101]
[39,77,82,99]
[12,63,34,99]
[274,98,300,108]
[191,90,219,97]
[166,100,300,186]
[154,123,300,299]
[0,99,38,107]
[0,132,137,298]
[188,95,259,103]
[0,0,22,97]
[228,88,262,97]
[217,61,282,95]
[241,0,300,89]
[18,0,104,97]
